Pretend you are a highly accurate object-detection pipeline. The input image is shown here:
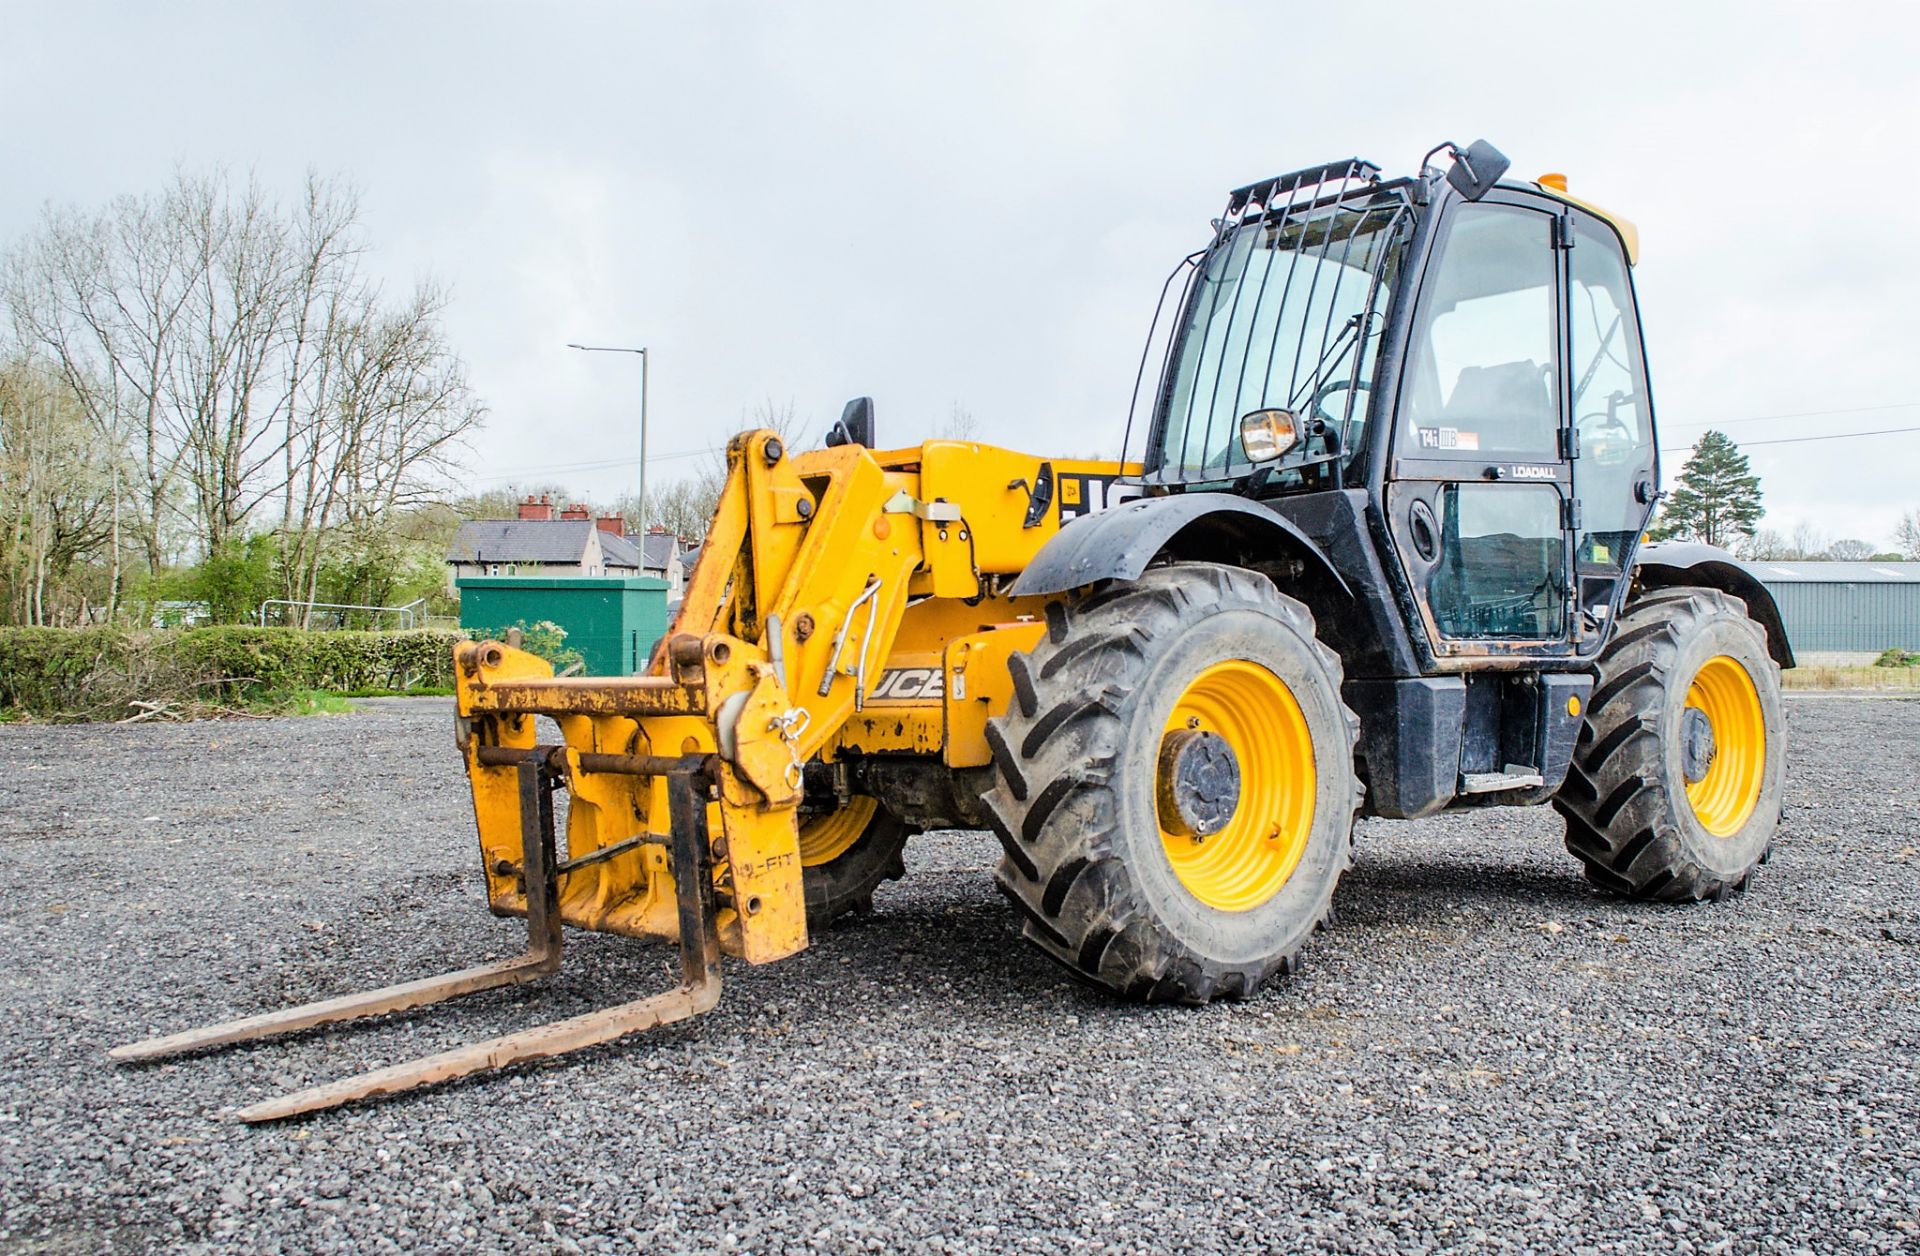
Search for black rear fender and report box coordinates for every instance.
[1009,493,1350,599]
[1634,542,1795,669]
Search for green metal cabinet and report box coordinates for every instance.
[456,576,669,676]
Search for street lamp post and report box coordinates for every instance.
[567,343,650,537]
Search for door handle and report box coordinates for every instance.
[1409,499,1439,562]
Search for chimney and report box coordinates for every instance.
[517,495,552,521]
[560,503,590,521]
[595,515,623,535]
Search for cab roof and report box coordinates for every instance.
[1525,180,1640,265]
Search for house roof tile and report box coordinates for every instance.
[598,530,643,569]
[637,533,682,569]
[447,520,597,564]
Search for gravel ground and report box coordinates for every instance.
[0,693,1916,1254]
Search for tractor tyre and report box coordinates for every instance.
[798,796,912,923]
[1554,586,1785,901]
[983,562,1361,1003]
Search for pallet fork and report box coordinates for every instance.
[105,426,1118,1118]
[110,751,722,1122]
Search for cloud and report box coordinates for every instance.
[4,1,1916,538]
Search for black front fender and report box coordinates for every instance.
[1009,493,1350,598]
[1636,542,1795,669]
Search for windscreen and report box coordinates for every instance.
[1151,201,1407,483]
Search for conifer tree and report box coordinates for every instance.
[1648,430,1763,547]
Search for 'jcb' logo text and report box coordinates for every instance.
[868,668,945,701]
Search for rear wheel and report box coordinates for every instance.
[983,563,1360,1003]
[799,795,911,923]
[1554,586,1785,900]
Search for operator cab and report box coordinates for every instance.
[1133,142,1660,670]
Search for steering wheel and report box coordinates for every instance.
[1576,409,1636,467]
[1311,378,1372,444]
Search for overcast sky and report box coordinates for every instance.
[5,2,1917,545]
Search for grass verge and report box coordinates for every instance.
[1783,666,1920,692]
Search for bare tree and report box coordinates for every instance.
[936,402,978,441]
[1896,510,1920,560]
[450,482,577,523]
[1736,528,1789,561]
[2,167,483,624]
[3,189,197,573]
[270,175,366,607]
[167,171,299,557]
[283,284,483,619]
[745,396,812,449]
[624,478,719,541]
[625,398,812,543]
[1788,520,1829,561]
[1735,523,1884,563]
[0,359,118,623]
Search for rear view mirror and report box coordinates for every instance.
[825,396,876,448]
[1445,139,1511,202]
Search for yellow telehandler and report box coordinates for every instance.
[113,142,1793,1120]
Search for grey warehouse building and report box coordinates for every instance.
[1744,561,1920,656]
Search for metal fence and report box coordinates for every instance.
[256,598,427,630]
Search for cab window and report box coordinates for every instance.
[1399,204,1559,460]
[1569,216,1654,573]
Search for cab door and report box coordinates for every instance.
[1565,212,1659,650]
[1384,196,1576,663]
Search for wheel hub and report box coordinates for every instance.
[1157,729,1241,838]
[1683,654,1766,837]
[1157,658,1317,913]
[1681,707,1717,784]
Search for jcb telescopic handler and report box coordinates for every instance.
[115,140,1791,1120]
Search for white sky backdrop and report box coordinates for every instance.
[4,2,1917,545]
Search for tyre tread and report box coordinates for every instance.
[1553,585,1781,902]
[985,563,1360,1003]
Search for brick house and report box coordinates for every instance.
[445,496,643,592]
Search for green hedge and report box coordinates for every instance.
[0,626,462,720]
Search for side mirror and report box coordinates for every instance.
[825,396,876,449]
[1444,139,1511,202]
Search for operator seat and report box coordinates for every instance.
[1443,361,1553,454]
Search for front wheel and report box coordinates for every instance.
[1554,586,1786,900]
[983,563,1361,1003]
[799,795,912,923]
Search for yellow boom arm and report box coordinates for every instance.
[456,430,1131,965]
[111,427,1133,1118]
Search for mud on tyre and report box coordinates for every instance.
[1555,586,1786,901]
[982,562,1361,1003]
[798,795,912,923]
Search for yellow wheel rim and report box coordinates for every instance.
[1158,660,1315,912]
[1683,655,1766,837]
[798,796,877,867]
